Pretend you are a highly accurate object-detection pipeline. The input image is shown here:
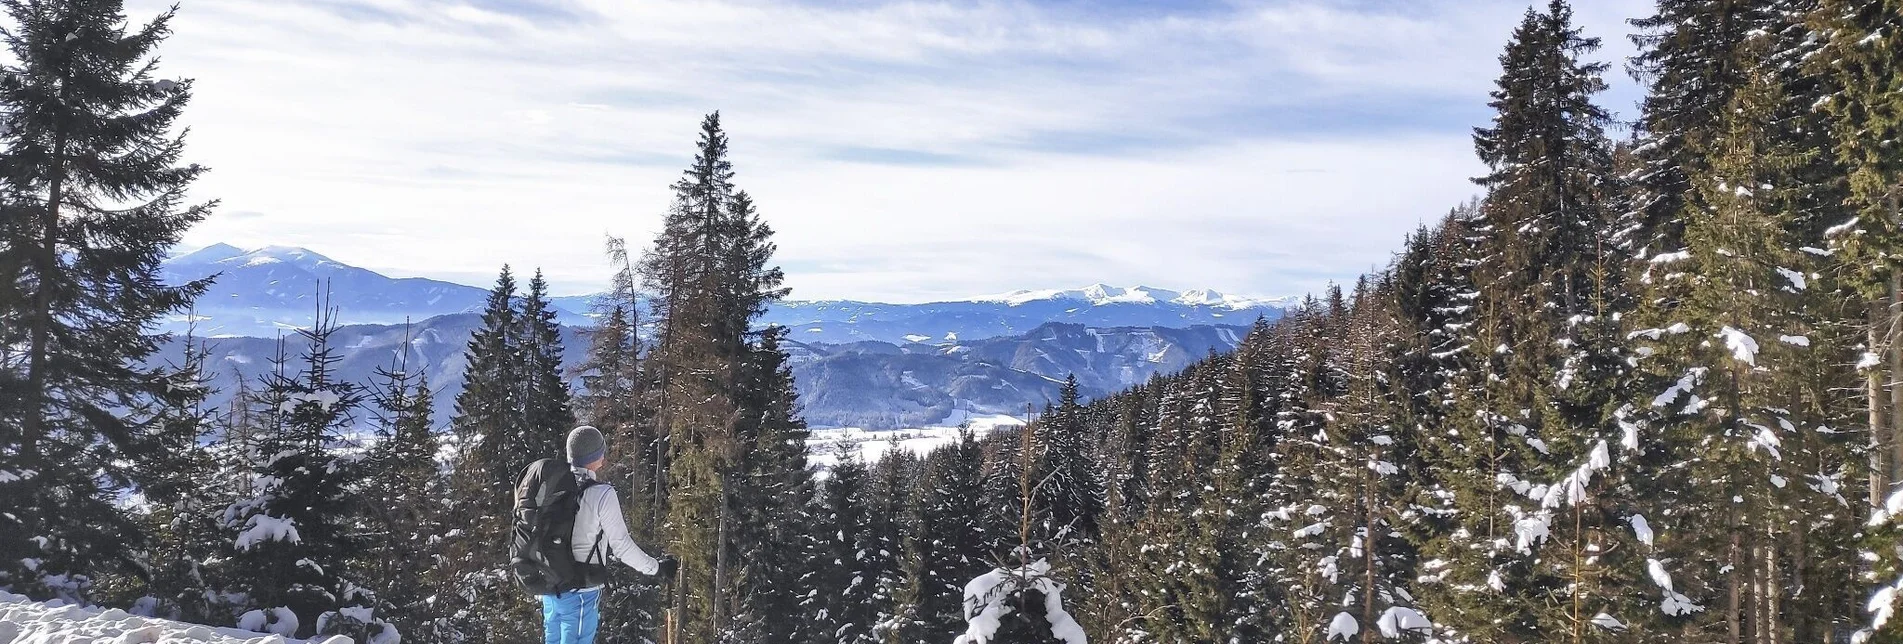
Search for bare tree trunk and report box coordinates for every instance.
[1872,299,1889,507]
[1361,471,1378,644]
[20,131,66,464]
[1729,511,1743,644]
[713,473,730,639]
[1758,533,1773,644]
[1791,524,1810,642]
[1891,275,1903,486]
[1572,503,1584,644]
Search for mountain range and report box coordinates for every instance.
[154,244,1287,428]
[160,245,1288,345]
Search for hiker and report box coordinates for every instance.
[514,425,678,644]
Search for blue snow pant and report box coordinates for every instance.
[540,587,602,644]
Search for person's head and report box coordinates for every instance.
[567,425,607,472]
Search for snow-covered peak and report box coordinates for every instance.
[976,284,1285,309]
[201,245,353,273]
[167,242,247,265]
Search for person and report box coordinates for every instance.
[542,425,678,644]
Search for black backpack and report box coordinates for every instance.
[509,458,598,595]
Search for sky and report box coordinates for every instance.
[142,0,1655,303]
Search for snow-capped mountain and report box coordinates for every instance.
[157,244,1280,428]
[162,244,1290,345]
[160,244,588,337]
[977,283,1287,309]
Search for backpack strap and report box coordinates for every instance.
[578,479,608,566]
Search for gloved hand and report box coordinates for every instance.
[655,555,678,579]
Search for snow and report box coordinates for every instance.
[1591,613,1625,630]
[1717,326,1758,366]
[1652,368,1706,410]
[805,413,1025,472]
[1869,578,1903,634]
[974,283,1289,310]
[0,590,342,643]
[1629,514,1654,546]
[1616,406,1641,452]
[1775,267,1807,291]
[1749,423,1782,460]
[237,607,299,637]
[1648,250,1691,264]
[1646,559,1675,592]
[952,559,1086,644]
[1375,606,1431,637]
[1779,335,1811,347]
[1825,217,1861,237]
[1326,612,1359,641]
[235,514,301,550]
[1662,590,1705,616]
[1512,514,1550,553]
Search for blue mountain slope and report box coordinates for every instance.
[163,245,1289,345]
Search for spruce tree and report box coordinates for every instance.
[521,269,577,463]
[0,0,212,598]
[452,266,522,496]
[221,300,389,639]
[723,327,816,644]
[893,431,991,643]
[358,327,443,636]
[434,266,536,642]
[130,327,229,623]
[1623,0,1775,256]
[638,112,798,644]
[812,451,882,643]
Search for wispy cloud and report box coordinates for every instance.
[143,0,1651,302]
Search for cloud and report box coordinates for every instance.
[138,0,1654,302]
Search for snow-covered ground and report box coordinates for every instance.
[806,413,1024,472]
[0,591,347,643]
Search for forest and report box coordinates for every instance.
[3,0,1903,642]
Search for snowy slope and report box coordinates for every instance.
[805,413,1025,472]
[0,591,348,643]
[976,283,1287,310]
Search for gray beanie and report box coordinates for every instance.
[567,425,606,467]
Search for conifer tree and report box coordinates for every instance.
[358,326,443,634]
[132,327,229,623]
[521,269,577,463]
[1036,374,1103,561]
[1629,44,1861,641]
[812,452,882,643]
[1623,0,1775,256]
[638,112,797,644]
[222,300,390,639]
[723,327,816,644]
[0,0,212,598]
[452,266,522,497]
[892,431,991,643]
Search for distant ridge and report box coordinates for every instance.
[162,243,1291,345]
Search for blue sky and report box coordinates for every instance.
[146,0,1651,302]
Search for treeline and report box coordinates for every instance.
[804,0,1903,642]
[0,0,813,640]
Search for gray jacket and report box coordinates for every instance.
[570,467,661,586]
